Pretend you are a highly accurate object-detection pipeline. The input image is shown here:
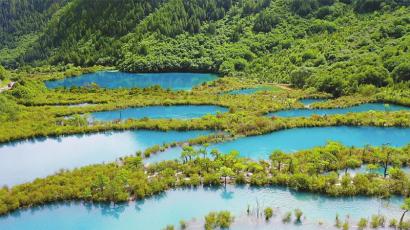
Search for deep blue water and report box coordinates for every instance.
[268,103,410,118]
[0,186,402,230]
[0,130,212,186]
[90,105,228,121]
[45,71,218,90]
[147,126,410,163]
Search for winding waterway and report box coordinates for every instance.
[147,126,410,163]
[0,130,212,186]
[0,186,402,230]
[90,105,228,121]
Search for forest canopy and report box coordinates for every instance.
[0,0,409,96]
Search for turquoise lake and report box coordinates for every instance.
[0,186,402,230]
[90,105,228,121]
[0,130,212,186]
[146,126,410,163]
[268,103,410,117]
[45,71,218,90]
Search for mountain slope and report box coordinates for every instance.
[2,0,410,96]
[0,0,69,66]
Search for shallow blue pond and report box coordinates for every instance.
[147,126,410,163]
[268,103,410,118]
[90,105,228,121]
[0,130,212,186]
[0,186,402,230]
[45,71,217,90]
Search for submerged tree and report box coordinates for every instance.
[400,198,410,226]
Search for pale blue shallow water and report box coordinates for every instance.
[0,186,402,230]
[45,72,218,90]
[340,165,410,176]
[147,126,410,163]
[0,130,212,186]
[268,103,410,117]
[91,105,228,121]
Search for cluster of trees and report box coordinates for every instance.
[0,94,20,121]
[204,211,234,230]
[1,0,408,97]
[1,69,409,143]
[0,65,9,81]
[1,142,410,216]
[0,0,68,66]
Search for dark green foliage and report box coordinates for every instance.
[24,0,168,65]
[393,63,410,83]
[0,0,409,97]
[0,0,68,49]
[289,0,319,17]
[242,0,272,16]
[354,0,383,13]
[253,10,280,32]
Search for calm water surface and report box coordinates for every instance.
[91,105,228,121]
[0,130,212,186]
[148,126,410,163]
[45,72,217,90]
[0,186,402,230]
[269,103,410,117]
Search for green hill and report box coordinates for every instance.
[0,0,409,96]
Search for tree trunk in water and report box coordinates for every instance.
[384,161,388,178]
[400,210,408,226]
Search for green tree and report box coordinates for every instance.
[220,166,234,186]
[400,198,410,226]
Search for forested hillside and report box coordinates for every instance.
[1,0,409,96]
[0,0,69,65]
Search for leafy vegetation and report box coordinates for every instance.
[0,0,409,96]
[0,1,410,228]
[1,142,410,216]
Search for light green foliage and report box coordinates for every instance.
[163,225,174,230]
[343,220,349,230]
[370,215,385,228]
[0,65,9,81]
[264,207,273,220]
[282,211,292,223]
[179,220,187,229]
[358,218,367,230]
[389,218,398,228]
[0,95,20,121]
[294,209,303,222]
[204,211,234,230]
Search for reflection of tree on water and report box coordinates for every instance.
[221,187,234,200]
[101,202,127,219]
[134,191,168,212]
